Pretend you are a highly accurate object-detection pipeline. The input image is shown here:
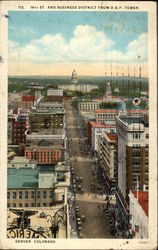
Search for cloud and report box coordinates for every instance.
[9,25,36,37]
[8,24,147,65]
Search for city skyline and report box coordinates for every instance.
[8,11,148,76]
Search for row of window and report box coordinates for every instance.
[26,151,60,157]
[29,157,60,162]
[7,202,53,208]
[7,191,53,199]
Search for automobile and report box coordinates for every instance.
[81,215,86,222]
[77,221,82,227]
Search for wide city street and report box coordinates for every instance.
[65,101,113,238]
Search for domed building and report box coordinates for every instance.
[71,69,78,84]
[59,69,98,93]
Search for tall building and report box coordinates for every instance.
[11,116,26,145]
[116,114,149,201]
[98,132,117,188]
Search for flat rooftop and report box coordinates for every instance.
[27,128,64,135]
[42,96,63,103]
[8,168,38,189]
[119,115,148,127]
[25,138,65,148]
[31,108,65,114]
[7,165,67,189]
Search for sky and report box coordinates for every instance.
[8,11,148,76]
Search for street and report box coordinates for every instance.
[65,101,113,238]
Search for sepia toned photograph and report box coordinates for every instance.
[0,1,157,249]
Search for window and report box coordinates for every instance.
[49,191,53,198]
[25,191,28,199]
[7,192,10,199]
[37,203,40,207]
[133,151,140,157]
[146,133,149,139]
[31,203,34,207]
[31,191,34,198]
[7,203,10,208]
[13,203,16,207]
[43,203,46,207]
[19,203,22,207]
[19,191,22,199]
[25,203,28,207]
[12,192,16,199]
[37,191,40,198]
[43,191,46,199]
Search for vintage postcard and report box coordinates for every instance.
[0,1,157,249]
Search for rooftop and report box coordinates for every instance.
[96,109,118,113]
[8,168,38,189]
[107,133,117,142]
[42,96,63,103]
[25,138,64,148]
[27,128,64,135]
[31,108,65,114]
[132,191,148,217]
[119,115,148,127]
[90,121,116,128]
[8,164,68,189]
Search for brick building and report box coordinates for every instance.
[22,95,35,108]
[11,116,26,145]
[116,114,149,201]
[29,108,65,131]
[98,132,117,188]
[25,138,65,165]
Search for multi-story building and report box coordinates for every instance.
[116,114,149,201]
[95,109,118,123]
[47,88,63,96]
[8,116,13,144]
[7,163,70,208]
[25,138,65,165]
[59,69,98,93]
[129,190,148,238]
[29,108,65,131]
[90,122,116,152]
[88,121,116,144]
[38,96,63,109]
[98,132,117,188]
[11,116,26,145]
[78,100,100,112]
[22,95,35,108]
